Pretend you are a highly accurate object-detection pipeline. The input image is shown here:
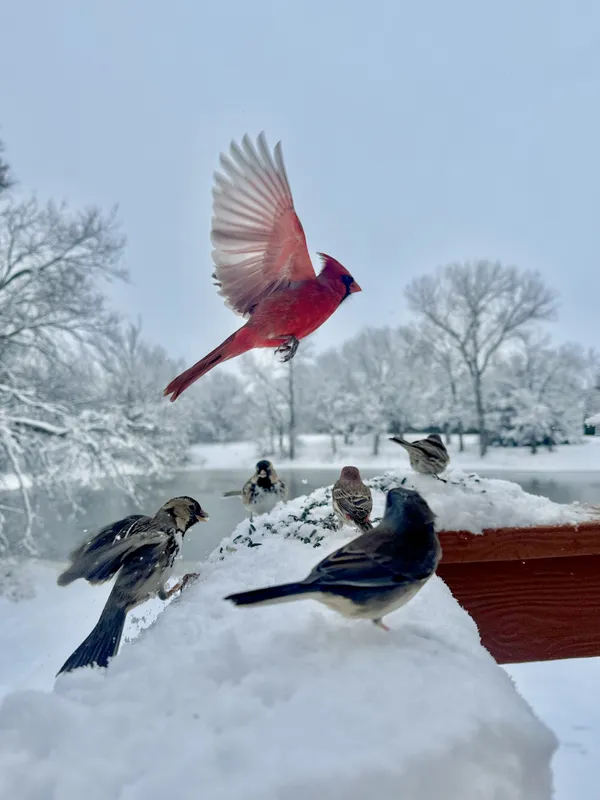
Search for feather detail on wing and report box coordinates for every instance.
[211,132,316,317]
[57,517,170,586]
[304,529,438,589]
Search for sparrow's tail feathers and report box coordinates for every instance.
[222,490,243,498]
[358,519,374,532]
[164,327,253,401]
[225,582,314,608]
[389,436,415,451]
[56,599,127,676]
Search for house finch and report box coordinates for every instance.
[223,459,288,518]
[56,496,209,675]
[164,133,362,401]
[225,487,441,632]
[389,433,450,477]
[332,465,373,532]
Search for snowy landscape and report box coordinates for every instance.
[3,4,600,796]
[1,467,600,798]
[2,474,595,799]
[1,142,600,797]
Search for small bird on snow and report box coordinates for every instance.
[389,433,450,478]
[332,466,373,532]
[223,459,288,519]
[225,487,441,631]
[56,496,209,675]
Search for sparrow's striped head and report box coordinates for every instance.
[159,496,209,532]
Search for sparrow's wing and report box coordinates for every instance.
[332,483,373,526]
[305,529,437,589]
[111,539,173,605]
[67,515,147,563]
[241,476,257,504]
[58,517,169,586]
[421,440,450,459]
[211,132,316,318]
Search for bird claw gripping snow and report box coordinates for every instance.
[275,336,299,363]
[182,572,201,588]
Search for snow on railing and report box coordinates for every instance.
[0,469,572,798]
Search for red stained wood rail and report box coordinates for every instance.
[436,520,600,664]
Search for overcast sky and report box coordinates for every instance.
[1,0,599,364]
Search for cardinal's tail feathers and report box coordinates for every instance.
[164,327,253,401]
[56,598,127,676]
[225,582,314,608]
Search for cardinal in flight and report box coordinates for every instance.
[164,133,362,401]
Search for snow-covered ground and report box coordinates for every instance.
[0,473,597,797]
[189,432,600,473]
[0,536,556,796]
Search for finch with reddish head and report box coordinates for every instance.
[332,466,373,532]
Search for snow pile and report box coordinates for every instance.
[216,470,598,557]
[0,561,166,701]
[0,473,564,800]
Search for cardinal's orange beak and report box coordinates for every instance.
[351,280,362,293]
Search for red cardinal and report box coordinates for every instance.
[164,133,362,401]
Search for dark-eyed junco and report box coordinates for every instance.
[225,486,441,631]
[223,459,288,518]
[332,466,373,532]
[389,433,450,477]
[56,496,209,675]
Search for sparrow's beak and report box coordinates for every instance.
[196,509,210,522]
[259,470,267,478]
[351,280,362,293]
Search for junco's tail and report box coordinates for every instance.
[225,582,314,608]
[56,597,127,676]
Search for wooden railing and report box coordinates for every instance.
[437,520,600,664]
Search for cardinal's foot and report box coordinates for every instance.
[275,336,299,363]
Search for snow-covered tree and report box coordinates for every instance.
[0,160,198,590]
[324,328,425,455]
[311,349,361,453]
[487,331,597,449]
[96,320,194,463]
[187,369,249,444]
[0,138,12,194]
[400,323,473,450]
[239,347,314,460]
[406,260,557,456]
